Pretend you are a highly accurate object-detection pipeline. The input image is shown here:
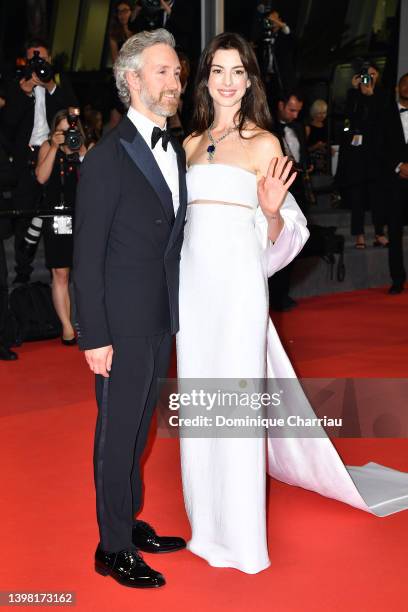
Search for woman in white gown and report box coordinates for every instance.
[176,33,408,575]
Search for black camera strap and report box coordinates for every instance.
[56,151,80,209]
[58,153,67,207]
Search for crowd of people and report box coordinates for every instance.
[0,2,407,361]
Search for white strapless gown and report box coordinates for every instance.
[176,163,408,574]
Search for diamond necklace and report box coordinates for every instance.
[207,124,237,162]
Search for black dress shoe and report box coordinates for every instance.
[388,284,404,295]
[132,520,186,554]
[271,295,298,312]
[0,345,18,361]
[94,545,165,588]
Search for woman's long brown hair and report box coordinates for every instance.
[190,32,273,138]
[109,0,133,44]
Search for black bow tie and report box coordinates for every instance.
[151,126,172,151]
[400,107,408,113]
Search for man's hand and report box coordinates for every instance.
[399,163,408,179]
[267,12,285,29]
[19,76,36,96]
[160,0,172,14]
[44,78,56,93]
[20,73,56,96]
[85,345,113,378]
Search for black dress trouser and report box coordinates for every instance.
[388,178,408,285]
[94,332,173,553]
[344,180,386,237]
[13,151,41,278]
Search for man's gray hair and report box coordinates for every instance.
[113,28,176,108]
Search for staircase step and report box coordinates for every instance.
[291,234,408,298]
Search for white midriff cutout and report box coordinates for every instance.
[187,199,253,210]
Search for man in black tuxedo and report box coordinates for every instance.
[73,29,186,589]
[1,38,77,284]
[381,73,408,294]
[269,91,309,311]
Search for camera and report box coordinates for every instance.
[140,0,163,29]
[64,109,82,151]
[359,61,372,86]
[140,0,161,15]
[23,50,53,83]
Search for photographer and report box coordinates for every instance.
[35,109,90,345]
[2,38,77,284]
[336,59,388,249]
[252,4,296,103]
[134,0,174,32]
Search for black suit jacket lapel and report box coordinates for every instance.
[119,117,175,225]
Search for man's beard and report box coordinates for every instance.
[139,83,179,118]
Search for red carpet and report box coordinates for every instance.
[1,287,407,611]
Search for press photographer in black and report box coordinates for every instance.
[336,59,388,249]
[35,109,90,345]
[2,38,77,284]
[0,128,18,360]
[252,4,296,103]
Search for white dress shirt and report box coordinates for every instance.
[29,85,55,147]
[127,106,179,215]
[395,102,408,173]
[398,102,408,144]
[281,122,300,163]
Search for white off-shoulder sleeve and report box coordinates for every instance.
[254,191,309,278]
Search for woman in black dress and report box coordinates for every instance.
[305,99,330,174]
[36,110,90,344]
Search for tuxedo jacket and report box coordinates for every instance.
[379,102,408,180]
[1,75,77,174]
[73,116,187,350]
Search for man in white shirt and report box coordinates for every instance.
[2,38,76,283]
[269,91,309,311]
[74,29,187,589]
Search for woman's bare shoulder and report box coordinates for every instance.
[183,132,201,146]
[183,132,204,160]
[247,129,282,160]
